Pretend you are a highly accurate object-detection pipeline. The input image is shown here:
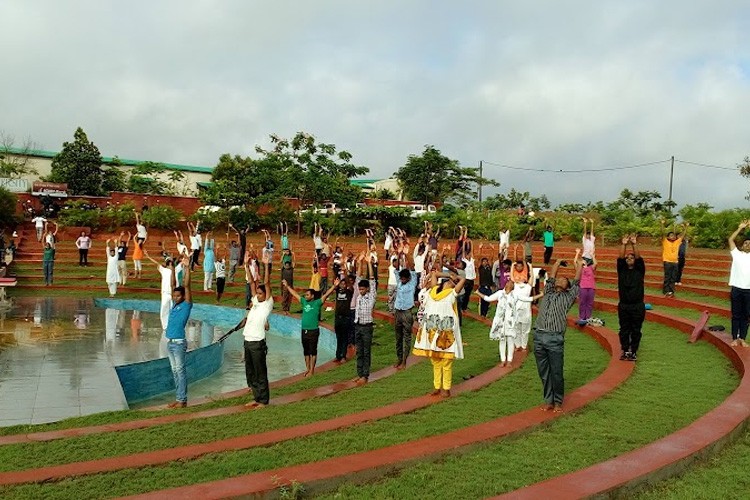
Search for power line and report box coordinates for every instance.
[480,159,671,173]
[674,159,738,171]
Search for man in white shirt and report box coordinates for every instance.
[461,255,477,312]
[32,215,47,241]
[135,212,148,241]
[225,262,274,407]
[498,227,510,260]
[728,221,750,347]
[145,250,175,332]
[187,221,201,270]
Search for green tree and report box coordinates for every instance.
[395,145,497,205]
[482,188,551,212]
[254,132,368,228]
[0,131,39,178]
[126,161,170,194]
[46,127,104,195]
[101,157,127,193]
[204,154,284,207]
[0,188,19,227]
[373,188,397,200]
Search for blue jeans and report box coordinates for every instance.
[43,260,54,285]
[167,340,188,403]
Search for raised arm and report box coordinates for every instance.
[126,231,132,244]
[182,256,192,303]
[105,238,112,255]
[573,249,583,281]
[52,222,59,236]
[321,278,340,302]
[549,259,562,279]
[581,217,587,239]
[729,221,749,251]
[630,234,641,259]
[451,272,467,295]
[143,249,161,267]
[282,279,302,302]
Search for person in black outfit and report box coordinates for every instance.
[617,234,646,361]
[333,278,354,362]
[477,253,495,317]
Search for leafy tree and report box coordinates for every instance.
[46,127,104,195]
[739,156,750,200]
[204,154,284,207]
[101,157,127,193]
[394,145,497,205]
[0,188,19,227]
[482,188,551,212]
[254,132,368,232]
[373,188,397,200]
[126,161,169,194]
[0,131,39,178]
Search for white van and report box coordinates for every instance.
[409,204,437,218]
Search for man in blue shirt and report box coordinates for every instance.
[393,246,418,370]
[165,255,193,408]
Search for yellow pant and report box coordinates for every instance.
[431,358,453,390]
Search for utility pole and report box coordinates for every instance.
[668,155,675,205]
[478,160,483,202]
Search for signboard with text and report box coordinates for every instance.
[32,181,68,197]
[0,178,29,193]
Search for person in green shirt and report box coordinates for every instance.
[42,241,55,286]
[282,278,338,377]
[543,223,555,264]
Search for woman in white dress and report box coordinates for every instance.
[105,239,120,297]
[413,269,466,398]
[477,281,541,365]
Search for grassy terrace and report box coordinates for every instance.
[0,242,742,498]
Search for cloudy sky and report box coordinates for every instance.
[1,1,749,208]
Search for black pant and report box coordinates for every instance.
[618,302,646,353]
[663,262,679,294]
[478,285,493,317]
[394,309,413,363]
[245,281,252,308]
[461,279,474,310]
[79,248,88,266]
[301,328,320,356]
[533,329,565,405]
[244,339,269,404]
[190,249,200,270]
[216,277,226,297]
[543,246,553,264]
[355,323,374,378]
[731,286,750,340]
[334,315,351,360]
[676,256,686,283]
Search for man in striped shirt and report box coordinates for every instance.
[533,250,582,413]
[353,253,376,385]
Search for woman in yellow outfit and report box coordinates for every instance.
[413,268,466,397]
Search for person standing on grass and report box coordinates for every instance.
[228,239,240,283]
[676,231,689,286]
[116,231,131,286]
[243,248,259,309]
[461,236,476,312]
[164,255,193,409]
[105,239,120,297]
[282,278,337,377]
[576,253,598,323]
[313,222,324,256]
[44,221,58,249]
[144,250,178,332]
[75,230,92,267]
[279,221,290,252]
[32,214,46,242]
[477,244,495,318]
[728,221,750,348]
[318,251,330,293]
[386,255,399,313]
[352,251,376,384]
[261,229,274,277]
[513,276,534,351]
[542,223,555,265]
[617,234,646,360]
[174,230,188,259]
[187,221,201,270]
[393,244,418,370]
[280,251,295,312]
[215,255,226,303]
[42,238,55,286]
[413,270,466,398]
[660,219,687,297]
[132,235,145,279]
[582,217,596,259]
[523,225,535,263]
[533,251,582,413]
[135,211,148,242]
[498,225,510,260]
[224,262,273,408]
[202,231,215,291]
[333,277,354,362]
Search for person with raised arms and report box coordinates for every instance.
[728,221,750,348]
[163,254,193,408]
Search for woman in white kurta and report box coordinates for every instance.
[105,239,120,297]
[513,280,534,350]
[413,270,466,397]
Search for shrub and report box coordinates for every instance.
[141,205,182,230]
[58,200,102,228]
[101,202,136,231]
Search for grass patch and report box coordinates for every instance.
[0,327,608,498]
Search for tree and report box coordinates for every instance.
[373,188,397,200]
[394,145,497,205]
[739,156,750,201]
[0,131,39,178]
[202,154,284,207]
[46,127,104,195]
[101,157,127,193]
[254,132,368,224]
[0,188,18,227]
[482,188,551,212]
[126,161,169,194]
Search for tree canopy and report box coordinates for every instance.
[0,131,39,178]
[394,145,497,205]
[46,127,104,195]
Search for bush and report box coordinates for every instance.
[58,200,102,228]
[141,205,182,230]
[101,203,136,231]
[0,188,19,227]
